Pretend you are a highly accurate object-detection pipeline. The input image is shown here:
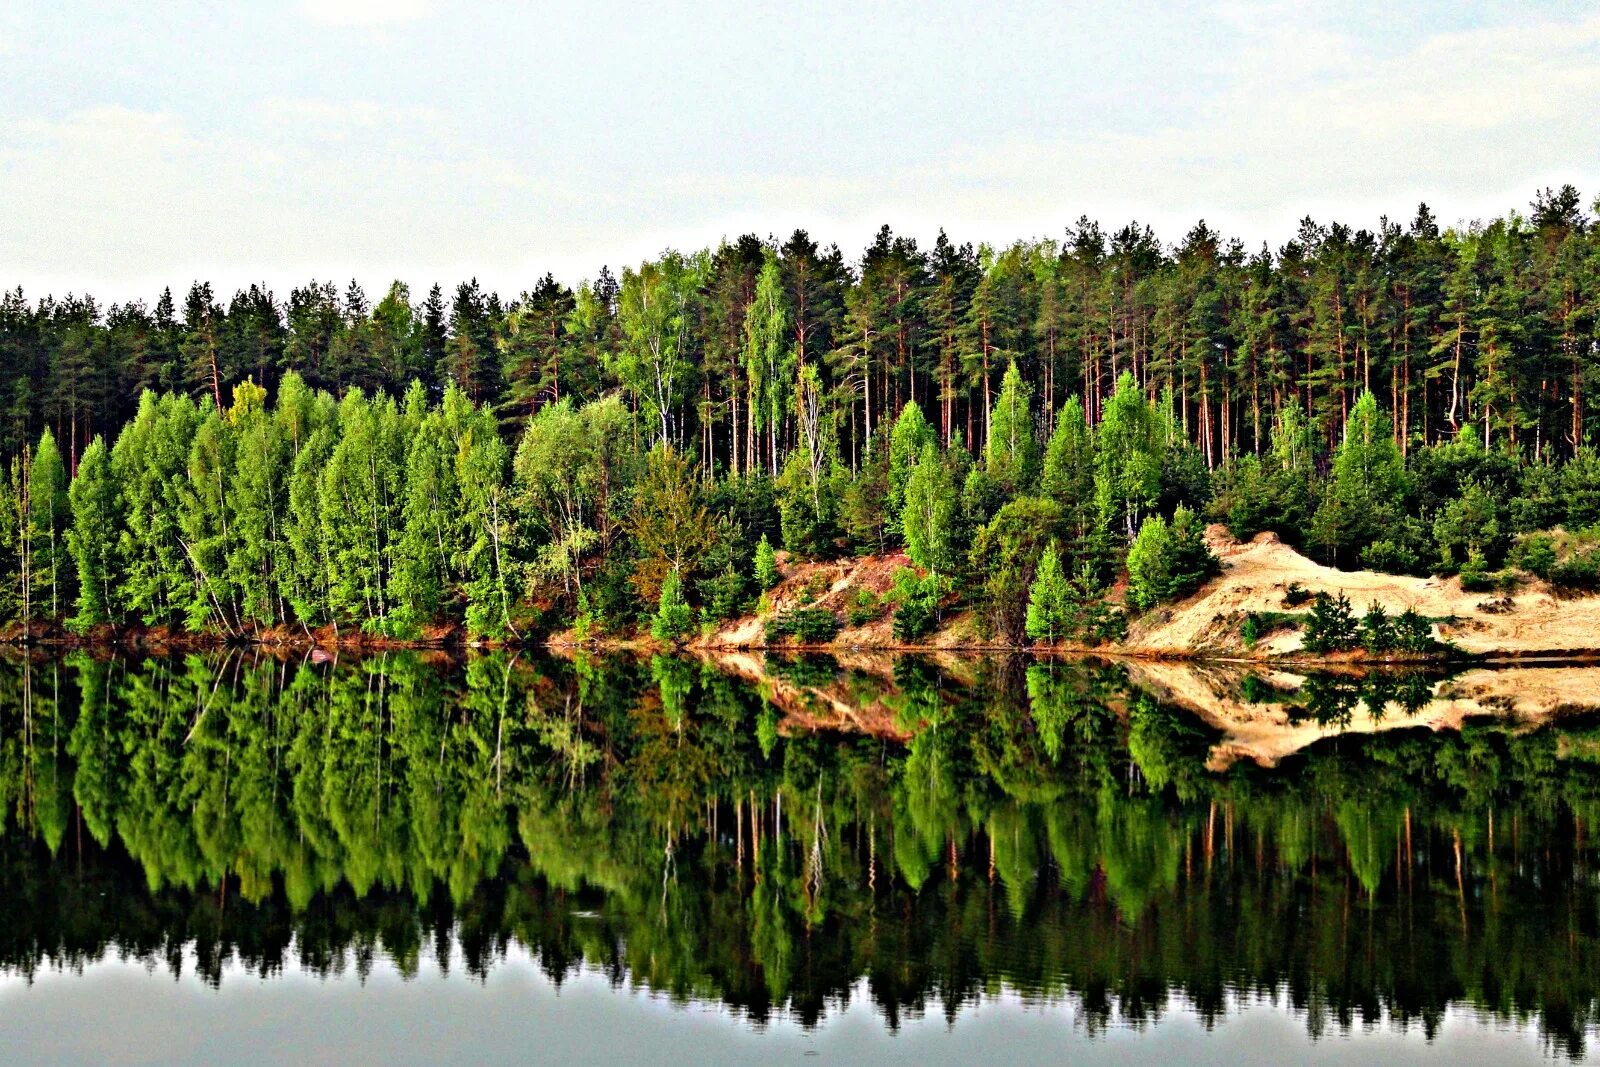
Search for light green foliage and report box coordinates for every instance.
[457,407,517,638]
[319,391,406,629]
[650,568,693,643]
[1094,373,1163,538]
[777,365,840,555]
[901,442,957,575]
[1312,392,1407,567]
[887,400,934,535]
[984,361,1038,494]
[1125,505,1218,612]
[744,249,794,476]
[1040,396,1094,537]
[616,250,705,448]
[1025,543,1071,643]
[178,403,237,631]
[66,436,118,629]
[226,380,291,627]
[754,534,779,591]
[512,398,599,600]
[969,496,1063,641]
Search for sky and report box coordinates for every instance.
[2,0,1598,304]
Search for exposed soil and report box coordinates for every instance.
[1120,526,1600,660]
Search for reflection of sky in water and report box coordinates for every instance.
[0,945,1554,1066]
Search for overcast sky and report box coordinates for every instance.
[3,0,1598,304]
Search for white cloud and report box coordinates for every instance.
[2,8,1597,299]
[299,0,431,28]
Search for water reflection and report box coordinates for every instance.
[1,651,1599,1058]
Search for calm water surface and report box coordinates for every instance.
[0,651,1595,1064]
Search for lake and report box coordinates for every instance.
[0,650,1596,1064]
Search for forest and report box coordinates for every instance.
[3,184,1600,644]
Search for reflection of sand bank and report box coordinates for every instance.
[1124,662,1600,771]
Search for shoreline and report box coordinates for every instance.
[6,622,1600,668]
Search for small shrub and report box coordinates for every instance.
[1551,548,1600,594]
[1303,592,1358,654]
[1283,581,1311,608]
[754,534,780,591]
[1457,550,1495,592]
[764,606,841,644]
[651,570,694,643]
[696,563,748,623]
[1392,607,1436,653]
[886,567,945,642]
[847,588,881,627]
[1360,538,1421,575]
[1359,602,1394,653]
[1510,533,1558,579]
[1241,612,1262,648]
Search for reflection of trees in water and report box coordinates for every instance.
[0,652,1597,1057]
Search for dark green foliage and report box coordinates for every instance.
[1283,582,1312,607]
[1359,602,1394,653]
[1510,533,1558,578]
[1551,549,1600,593]
[697,563,749,624]
[887,567,943,642]
[846,588,881,628]
[1303,592,1358,654]
[11,190,1600,645]
[1392,608,1438,653]
[763,606,840,644]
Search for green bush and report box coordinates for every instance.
[764,606,841,644]
[847,588,881,627]
[1551,549,1600,593]
[1283,581,1312,607]
[696,562,748,623]
[886,567,944,642]
[1303,591,1358,653]
[754,534,780,591]
[1241,612,1262,648]
[651,570,694,643]
[1125,505,1219,612]
[1392,607,1437,653]
[1359,602,1395,653]
[1457,550,1496,592]
[1510,533,1558,579]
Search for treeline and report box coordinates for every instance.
[3,186,1600,640]
[6,186,1598,472]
